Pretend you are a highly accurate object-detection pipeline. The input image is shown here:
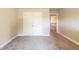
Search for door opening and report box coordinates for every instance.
[50,14,58,32]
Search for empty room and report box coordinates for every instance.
[0,8,79,50]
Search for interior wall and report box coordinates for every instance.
[58,8,79,43]
[0,8,18,46]
[18,8,50,36]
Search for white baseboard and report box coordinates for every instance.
[0,35,17,49]
[57,32,79,46]
[17,34,24,36]
[17,34,49,36]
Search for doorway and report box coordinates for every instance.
[50,14,58,32]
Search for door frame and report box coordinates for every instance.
[50,13,59,33]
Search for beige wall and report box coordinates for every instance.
[58,8,79,43]
[0,8,18,46]
[18,8,50,35]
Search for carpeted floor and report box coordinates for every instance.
[1,31,79,50]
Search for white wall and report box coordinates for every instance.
[58,8,79,43]
[0,8,18,46]
[18,8,50,36]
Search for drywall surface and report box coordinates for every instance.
[58,8,79,42]
[0,8,18,46]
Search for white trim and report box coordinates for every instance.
[57,32,79,46]
[56,14,59,33]
[17,34,49,36]
[17,34,24,36]
[0,35,17,49]
[50,13,59,33]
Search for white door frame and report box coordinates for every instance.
[50,13,59,33]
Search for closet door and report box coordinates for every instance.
[23,12,33,35]
[23,12,43,36]
[32,12,43,35]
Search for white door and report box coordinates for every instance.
[23,12,43,36]
[32,12,43,35]
[23,12,33,35]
